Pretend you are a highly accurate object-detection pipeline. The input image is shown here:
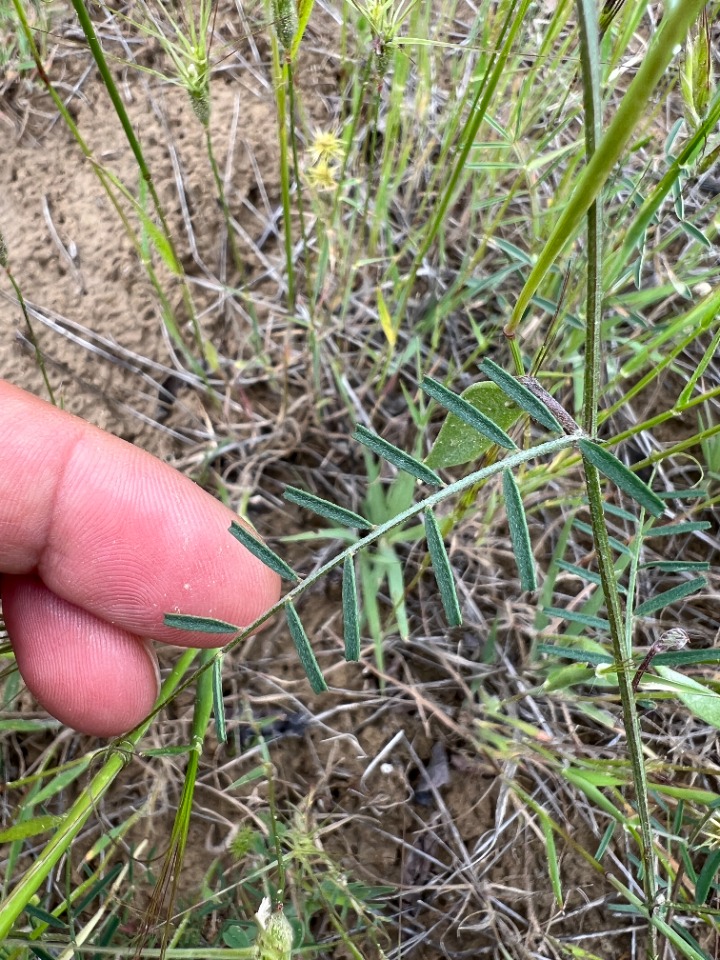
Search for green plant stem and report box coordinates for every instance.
[68,0,204,354]
[138,649,215,955]
[577,2,657,947]
[286,61,308,261]
[69,0,171,247]
[4,267,55,404]
[396,0,533,328]
[11,0,204,374]
[577,0,601,440]
[508,0,708,337]
[583,460,657,905]
[273,47,296,311]
[204,125,245,279]
[0,650,199,940]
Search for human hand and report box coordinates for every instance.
[0,380,280,737]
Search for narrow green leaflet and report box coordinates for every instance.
[503,469,537,592]
[543,607,609,630]
[343,555,361,661]
[654,649,720,667]
[426,381,522,469]
[212,656,227,744]
[421,376,517,450]
[479,359,563,433]
[353,424,442,486]
[0,816,62,843]
[644,521,711,537]
[578,439,665,517]
[286,602,328,694]
[423,509,462,626]
[537,643,613,666]
[164,613,240,634]
[635,577,707,617]
[32,758,92,806]
[229,520,299,581]
[640,561,710,572]
[284,485,371,529]
[539,812,562,908]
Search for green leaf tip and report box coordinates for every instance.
[423,509,462,627]
[164,613,240,634]
[228,520,299,581]
[286,602,328,694]
[421,376,517,450]
[502,469,537,592]
[284,485,371,529]
[353,424,442,486]
[479,359,564,433]
[343,555,361,661]
[578,439,665,517]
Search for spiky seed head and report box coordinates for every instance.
[189,87,210,125]
[272,0,298,54]
[0,232,7,268]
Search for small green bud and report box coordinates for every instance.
[254,899,293,960]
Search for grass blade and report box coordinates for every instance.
[286,602,328,694]
[423,509,462,627]
[343,556,361,662]
[284,485,371,529]
[353,424,442,486]
[228,520,299,581]
[503,469,537,592]
[421,376,517,450]
[578,439,665,517]
[479,359,563,433]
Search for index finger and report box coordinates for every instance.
[0,381,280,645]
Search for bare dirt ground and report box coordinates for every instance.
[1,5,718,959]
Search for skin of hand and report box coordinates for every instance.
[0,380,281,737]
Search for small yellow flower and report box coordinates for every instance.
[307,128,344,165]
[305,159,338,192]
